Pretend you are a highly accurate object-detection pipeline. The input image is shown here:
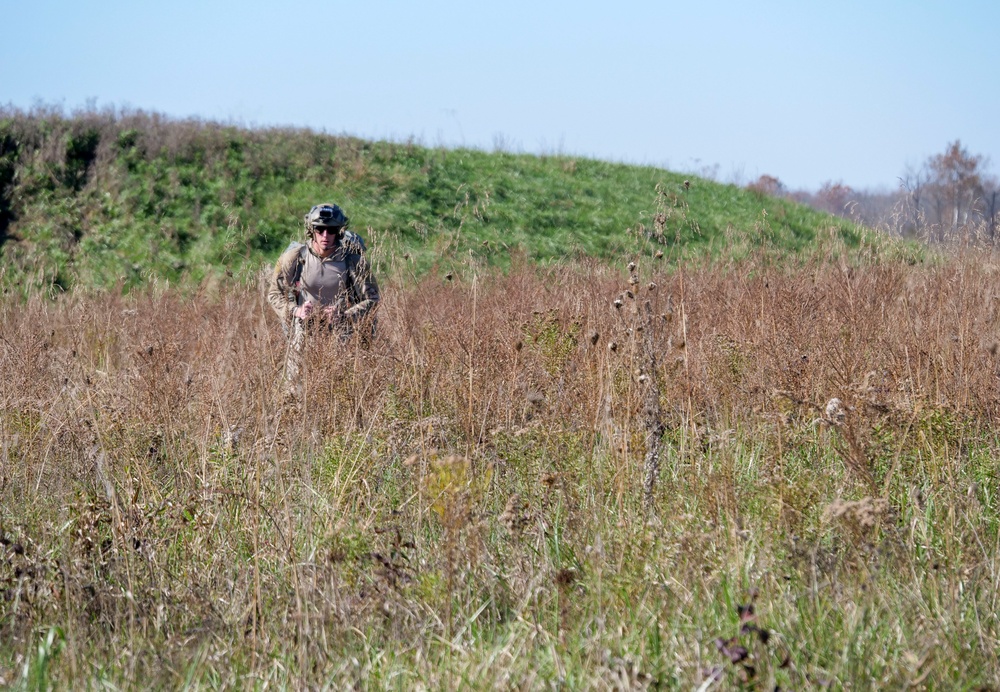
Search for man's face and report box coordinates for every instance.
[310,225,342,257]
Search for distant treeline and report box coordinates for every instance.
[746,141,999,241]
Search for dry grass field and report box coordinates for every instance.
[2,241,1000,688]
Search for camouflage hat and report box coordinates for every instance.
[305,203,349,230]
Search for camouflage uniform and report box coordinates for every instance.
[267,207,380,384]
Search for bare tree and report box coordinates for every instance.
[899,164,930,236]
[927,140,985,232]
[981,176,999,242]
[746,174,784,198]
[814,181,854,216]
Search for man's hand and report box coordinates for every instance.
[321,304,343,321]
[293,301,314,320]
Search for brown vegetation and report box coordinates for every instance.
[2,247,1000,687]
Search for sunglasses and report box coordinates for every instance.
[313,226,343,236]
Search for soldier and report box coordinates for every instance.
[267,203,380,382]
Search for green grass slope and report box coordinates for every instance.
[0,107,868,295]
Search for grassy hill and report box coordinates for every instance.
[1,107,871,295]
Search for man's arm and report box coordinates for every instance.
[343,252,380,320]
[266,248,303,327]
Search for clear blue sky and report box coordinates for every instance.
[3,0,997,191]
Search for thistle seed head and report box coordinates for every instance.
[825,397,846,424]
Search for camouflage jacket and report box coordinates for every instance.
[266,232,380,331]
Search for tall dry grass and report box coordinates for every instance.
[2,247,1000,688]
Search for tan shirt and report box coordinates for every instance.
[297,252,349,307]
[266,234,380,329]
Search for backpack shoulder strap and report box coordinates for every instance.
[291,243,309,286]
[340,232,366,304]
